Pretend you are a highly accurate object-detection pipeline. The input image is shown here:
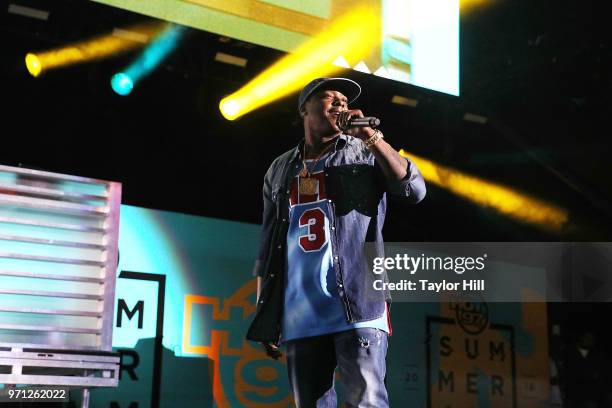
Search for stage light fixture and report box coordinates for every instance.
[25,53,42,77]
[8,4,49,20]
[214,52,248,68]
[112,28,150,44]
[219,100,241,121]
[463,112,488,124]
[111,73,134,96]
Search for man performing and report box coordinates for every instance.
[247,77,426,407]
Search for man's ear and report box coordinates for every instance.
[299,106,307,118]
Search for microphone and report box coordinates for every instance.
[346,116,381,128]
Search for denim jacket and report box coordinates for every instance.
[246,135,426,343]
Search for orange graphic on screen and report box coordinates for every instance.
[182,280,292,408]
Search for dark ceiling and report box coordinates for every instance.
[1,0,610,241]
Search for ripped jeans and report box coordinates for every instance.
[285,328,389,408]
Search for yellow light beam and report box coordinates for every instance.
[400,150,569,231]
[25,22,165,77]
[220,4,381,120]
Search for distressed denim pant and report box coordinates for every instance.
[285,328,389,408]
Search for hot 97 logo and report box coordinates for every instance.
[450,301,489,335]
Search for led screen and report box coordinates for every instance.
[92,0,459,95]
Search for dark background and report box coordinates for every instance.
[1,0,611,368]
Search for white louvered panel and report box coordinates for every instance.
[0,165,120,352]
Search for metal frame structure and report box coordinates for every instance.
[0,164,121,406]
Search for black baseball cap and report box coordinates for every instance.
[298,77,361,112]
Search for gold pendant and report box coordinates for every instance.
[299,177,318,195]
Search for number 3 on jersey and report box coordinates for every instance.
[298,208,328,252]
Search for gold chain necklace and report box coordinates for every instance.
[300,142,334,178]
[298,142,334,196]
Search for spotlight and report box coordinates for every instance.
[111,73,134,96]
[219,99,241,121]
[25,53,42,77]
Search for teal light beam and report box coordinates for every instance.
[111,24,186,96]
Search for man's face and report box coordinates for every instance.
[301,89,348,135]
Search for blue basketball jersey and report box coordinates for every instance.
[281,154,388,343]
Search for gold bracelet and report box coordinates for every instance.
[364,129,383,148]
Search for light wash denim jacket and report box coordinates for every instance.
[247,135,426,343]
